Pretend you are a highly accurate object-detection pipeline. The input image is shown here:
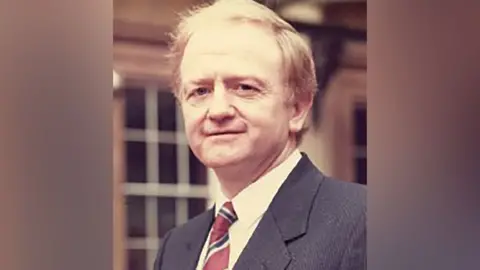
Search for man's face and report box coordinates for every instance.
[179,22,305,168]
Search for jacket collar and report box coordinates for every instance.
[180,153,324,270]
[233,153,324,269]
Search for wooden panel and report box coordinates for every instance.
[323,67,366,182]
[113,41,171,87]
[113,0,206,44]
[114,0,203,26]
[113,96,126,270]
[114,19,171,44]
[324,2,366,30]
[341,41,366,69]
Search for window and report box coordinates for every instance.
[353,103,367,185]
[320,67,366,184]
[123,86,211,270]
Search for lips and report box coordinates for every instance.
[207,130,243,136]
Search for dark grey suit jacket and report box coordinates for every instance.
[154,154,366,270]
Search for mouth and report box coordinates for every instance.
[206,131,244,137]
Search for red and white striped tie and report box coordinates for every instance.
[203,201,237,270]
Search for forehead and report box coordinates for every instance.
[180,22,283,83]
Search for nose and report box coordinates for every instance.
[206,80,235,122]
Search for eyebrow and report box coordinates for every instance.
[225,76,267,89]
[186,77,213,86]
[186,75,268,89]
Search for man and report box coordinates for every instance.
[154,0,366,269]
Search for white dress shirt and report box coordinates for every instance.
[195,149,302,270]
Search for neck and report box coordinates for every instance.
[213,138,297,199]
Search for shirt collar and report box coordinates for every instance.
[214,149,302,228]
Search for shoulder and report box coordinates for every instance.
[318,175,366,208]
[291,154,366,216]
[154,209,213,268]
[315,174,366,217]
[309,173,366,233]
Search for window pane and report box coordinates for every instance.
[127,249,146,270]
[354,105,367,146]
[125,88,146,129]
[355,158,367,185]
[157,91,177,132]
[157,197,176,238]
[126,142,147,183]
[188,198,207,219]
[126,196,146,237]
[158,143,178,184]
[189,148,207,185]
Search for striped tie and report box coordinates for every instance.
[203,201,237,270]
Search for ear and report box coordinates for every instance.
[288,94,313,133]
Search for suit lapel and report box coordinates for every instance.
[175,208,214,270]
[233,154,324,270]
[232,210,291,270]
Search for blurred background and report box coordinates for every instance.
[112,0,366,269]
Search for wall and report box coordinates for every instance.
[300,66,367,181]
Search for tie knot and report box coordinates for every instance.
[212,201,237,232]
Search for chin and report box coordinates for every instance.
[200,147,247,168]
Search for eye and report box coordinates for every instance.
[237,84,258,91]
[188,87,211,98]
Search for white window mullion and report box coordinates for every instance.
[175,104,189,226]
[125,129,187,145]
[145,87,159,270]
[124,182,210,198]
[127,238,160,250]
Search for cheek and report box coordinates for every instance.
[183,118,198,138]
[182,109,204,140]
[242,102,289,132]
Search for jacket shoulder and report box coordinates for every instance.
[313,175,366,219]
